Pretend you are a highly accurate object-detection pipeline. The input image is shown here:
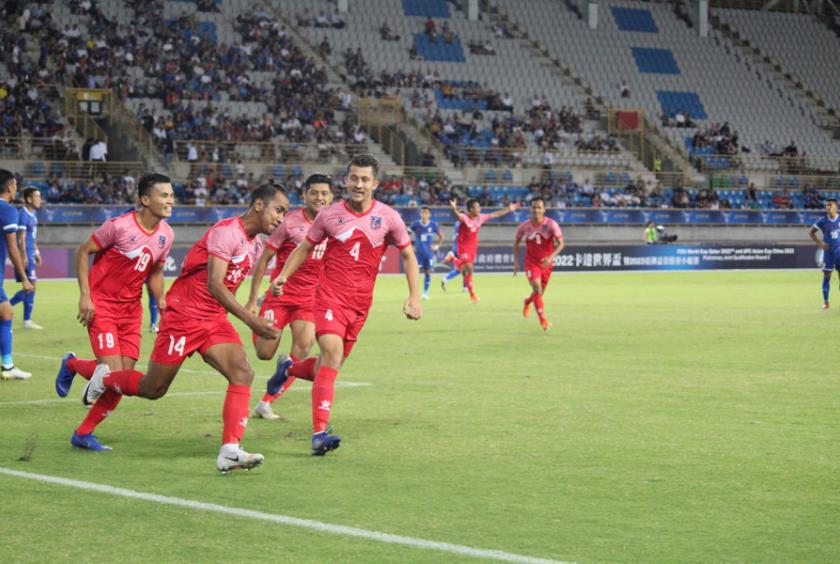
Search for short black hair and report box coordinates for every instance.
[250,183,288,207]
[0,169,15,194]
[138,173,171,199]
[828,199,838,205]
[466,198,479,210]
[305,173,332,188]
[23,187,40,203]
[420,206,431,212]
[530,196,545,206]
[346,153,380,178]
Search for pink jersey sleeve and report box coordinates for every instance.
[550,220,563,240]
[206,222,237,261]
[265,222,288,250]
[387,210,412,249]
[305,211,328,245]
[478,213,493,226]
[458,212,470,225]
[90,217,118,250]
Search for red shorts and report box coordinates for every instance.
[458,247,477,265]
[87,307,141,360]
[150,309,242,365]
[525,261,553,288]
[251,295,315,344]
[315,301,370,358]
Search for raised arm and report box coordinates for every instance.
[448,198,462,220]
[489,202,521,220]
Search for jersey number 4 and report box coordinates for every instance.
[348,242,361,262]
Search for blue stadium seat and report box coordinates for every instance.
[484,170,497,182]
[291,165,303,177]
[611,7,659,33]
[657,91,708,120]
[272,165,285,178]
[403,0,450,18]
[413,33,465,62]
[30,161,46,177]
[631,48,680,74]
[502,169,514,182]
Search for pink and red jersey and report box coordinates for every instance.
[515,217,563,264]
[305,200,410,310]
[89,211,174,308]
[167,216,262,318]
[457,212,492,251]
[265,208,327,306]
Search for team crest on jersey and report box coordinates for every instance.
[158,235,167,249]
[337,216,345,224]
[371,216,382,230]
[129,235,136,244]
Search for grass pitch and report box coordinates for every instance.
[1,271,838,563]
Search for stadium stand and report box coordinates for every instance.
[494,0,840,172]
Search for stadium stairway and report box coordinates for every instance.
[491,0,691,178]
[711,10,840,141]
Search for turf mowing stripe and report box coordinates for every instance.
[0,467,571,564]
[0,382,372,407]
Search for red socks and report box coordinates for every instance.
[222,383,251,445]
[76,390,122,435]
[103,369,143,396]
[288,356,317,381]
[465,273,476,297]
[312,366,338,433]
[533,292,545,321]
[67,358,97,381]
[524,294,534,305]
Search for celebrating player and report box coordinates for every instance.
[809,198,840,309]
[445,197,519,303]
[54,173,174,451]
[440,215,464,291]
[245,173,334,421]
[513,197,564,331]
[269,154,422,456]
[410,206,443,300]
[81,184,288,472]
[10,187,43,329]
[0,169,32,380]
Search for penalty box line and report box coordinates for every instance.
[0,467,570,564]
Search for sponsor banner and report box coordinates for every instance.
[7,245,404,280]
[457,244,820,273]
[36,206,823,226]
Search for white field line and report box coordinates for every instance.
[1,351,370,407]
[0,467,570,564]
[0,383,371,407]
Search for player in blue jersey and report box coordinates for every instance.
[0,170,32,380]
[410,206,443,300]
[809,198,840,309]
[10,187,43,329]
[440,216,465,291]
